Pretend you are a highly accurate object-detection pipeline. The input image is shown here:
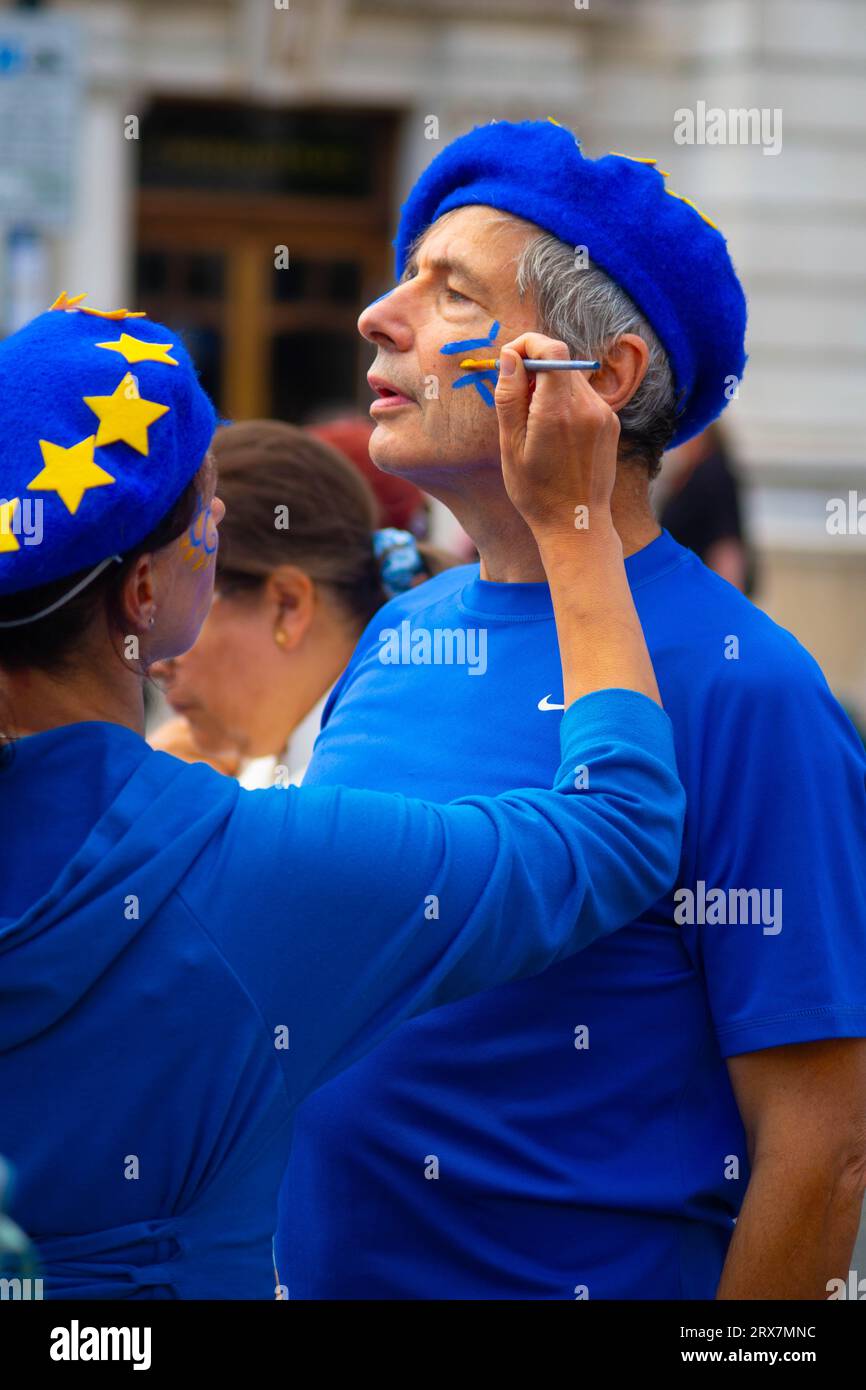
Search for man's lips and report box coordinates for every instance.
[367,373,418,411]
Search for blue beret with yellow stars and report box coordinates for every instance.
[395,119,748,447]
[0,294,216,597]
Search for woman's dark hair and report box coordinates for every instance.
[0,463,206,675]
[211,420,388,631]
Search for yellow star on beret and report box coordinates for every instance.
[49,291,88,312]
[96,334,179,366]
[80,306,147,321]
[48,291,146,320]
[0,498,20,554]
[83,372,170,456]
[27,436,116,516]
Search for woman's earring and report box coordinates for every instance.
[274,626,288,648]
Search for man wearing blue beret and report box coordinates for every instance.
[280,120,866,1299]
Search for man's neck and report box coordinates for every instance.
[431,458,662,582]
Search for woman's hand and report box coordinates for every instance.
[494,333,621,541]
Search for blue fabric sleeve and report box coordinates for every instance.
[200,688,684,1106]
[682,653,866,1057]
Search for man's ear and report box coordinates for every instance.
[266,566,316,651]
[591,333,649,415]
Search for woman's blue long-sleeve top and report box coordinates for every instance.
[0,688,684,1297]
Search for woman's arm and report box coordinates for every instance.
[210,689,682,1106]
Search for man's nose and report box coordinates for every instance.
[357,285,414,350]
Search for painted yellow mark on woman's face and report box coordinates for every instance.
[179,494,219,572]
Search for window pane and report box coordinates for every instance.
[270,329,356,423]
[185,253,224,298]
[136,250,169,295]
[327,261,361,304]
[273,259,307,303]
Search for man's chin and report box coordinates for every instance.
[368,417,437,477]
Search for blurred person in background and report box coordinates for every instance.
[657,423,757,594]
[151,420,456,786]
[310,413,479,563]
[308,414,430,537]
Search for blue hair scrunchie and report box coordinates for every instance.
[373,528,425,598]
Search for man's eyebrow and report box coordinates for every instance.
[401,254,491,300]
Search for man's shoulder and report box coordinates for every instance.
[383,562,477,618]
[633,539,866,767]
[356,563,477,645]
[651,543,828,700]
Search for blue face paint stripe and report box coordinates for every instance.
[453,370,499,407]
[441,322,500,406]
[439,321,500,356]
[453,371,496,390]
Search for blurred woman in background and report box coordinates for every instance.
[152,419,455,785]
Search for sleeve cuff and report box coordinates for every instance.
[559,688,676,766]
[717,1006,866,1057]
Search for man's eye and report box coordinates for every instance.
[446,286,470,303]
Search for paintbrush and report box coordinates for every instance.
[459,357,600,371]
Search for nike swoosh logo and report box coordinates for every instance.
[537,694,566,712]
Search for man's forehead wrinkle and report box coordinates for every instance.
[401,244,493,299]
[431,255,492,295]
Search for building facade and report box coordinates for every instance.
[2,0,865,710]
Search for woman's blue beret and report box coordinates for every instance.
[0,298,216,596]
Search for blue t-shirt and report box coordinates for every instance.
[281,529,866,1300]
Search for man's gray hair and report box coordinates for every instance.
[516,232,679,474]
